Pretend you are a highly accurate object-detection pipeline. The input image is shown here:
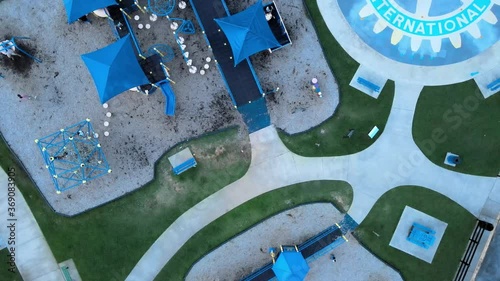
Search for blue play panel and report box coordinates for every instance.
[35,119,111,193]
[339,0,500,66]
[238,98,271,133]
[407,223,436,249]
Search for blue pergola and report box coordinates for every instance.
[214,0,281,66]
[272,249,310,281]
[35,119,111,193]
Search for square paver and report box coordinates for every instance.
[389,206,448,263]
[350,65,388,99]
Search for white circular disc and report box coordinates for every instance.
[312,78,318,83]
[206,57,212,62]
[179,1,187,9]
[106,112,112,117]
[103,103,108,108]
[204,64,209,69]
[104,121,109,127]
[149,14,157,21]
[134,15,140,21]
[104,131,109,136]
[200,70,205,75]
[93,9,107,18]
[138,24,144,29]
[145,24,151,29]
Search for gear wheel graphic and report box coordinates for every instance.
[359,0,500,52]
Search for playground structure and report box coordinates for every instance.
[64,0,179,115]
[0,37,42,63]
[310,78,322,98]
[444,152,461,167]
[66,0,294,125]
[271,246,310,281]
[190,0,267,107]
[262,1,292,52]
[147,0,176,16]
[167,17,197,72]
[241,222,350,281]
[189,0,292,132]
[34,119,111,193]
[407,223,436,249]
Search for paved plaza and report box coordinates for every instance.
[0,0,498,280]
[128,1,499,280]
[389,206,448,263]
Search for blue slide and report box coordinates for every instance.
[159,81,176,116]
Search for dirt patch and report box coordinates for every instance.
[0,37,37,77]
[332,193,346,210]
[209,93,236,131]
[187,204,401,281]
[215,146,225,156]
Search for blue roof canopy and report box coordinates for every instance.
[81,35,150,104]
[272,251,310,281]
[63,0,117,23]
[214,0,281,66]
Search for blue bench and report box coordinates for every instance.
[172,158,197,175]
[357,77,381,92]
[168,148,197,175]
[486,78,500,91]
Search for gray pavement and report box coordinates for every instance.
[3,0,496,279]
[0,0,336,216]
[118,1,500,280]
[0,169,64,281]
[317,0,500,87]
[127,1,500,280]
[126,82,498,280]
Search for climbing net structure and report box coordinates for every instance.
[35,119,111,193]
[148,0,176,16]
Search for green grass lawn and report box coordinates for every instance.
[0,249,23,281]
[156,180,353,280]
[277,0,394,157]
[0,127,250,281]
[413,80,500,176]
[355,186,476,281]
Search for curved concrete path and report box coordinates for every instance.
[0,170,64,281]
[126,81,499,280]
[126,1,500,279]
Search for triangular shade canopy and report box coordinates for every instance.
[214,0,281,66]
[63,0,117,23]
[81,35,150,104]
[272,251,310,281]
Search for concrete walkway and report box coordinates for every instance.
[125,1,499,279]
[0,170,64,281]
[126,81,498,280]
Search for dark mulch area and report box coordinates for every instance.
[0,36,38,77]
